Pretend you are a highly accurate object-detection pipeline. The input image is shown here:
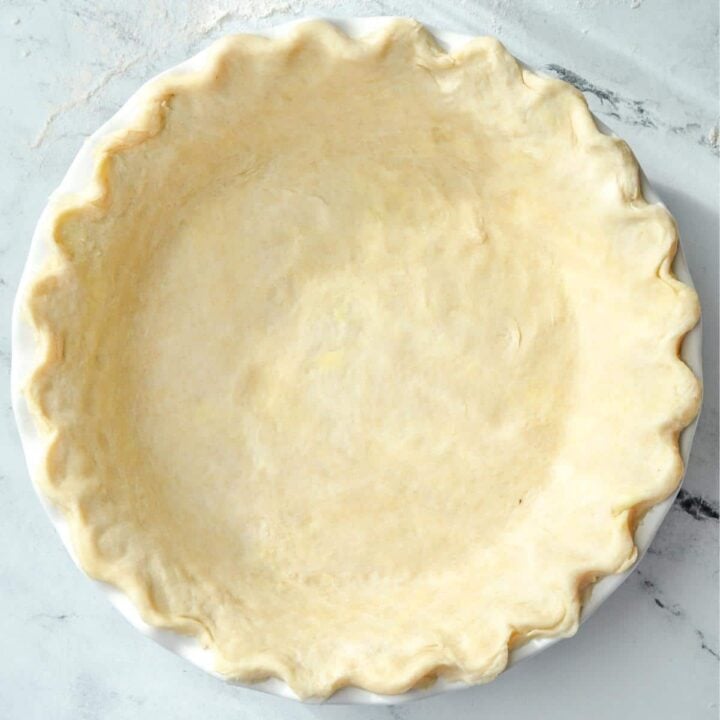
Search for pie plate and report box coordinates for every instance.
[11,16,703,705]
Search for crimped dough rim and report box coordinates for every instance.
[20,19,701,700]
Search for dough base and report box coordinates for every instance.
[25,20,700,698]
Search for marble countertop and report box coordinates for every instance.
[0,1,717,718]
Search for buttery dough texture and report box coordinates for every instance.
[25,20,700,698]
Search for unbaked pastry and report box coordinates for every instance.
[25,20,700,698]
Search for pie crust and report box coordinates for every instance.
[24,20,700,698]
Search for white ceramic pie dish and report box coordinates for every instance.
[11,16,702,705]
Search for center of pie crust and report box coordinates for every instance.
[124,152,577,579]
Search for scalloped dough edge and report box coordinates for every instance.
[21,19,701,699]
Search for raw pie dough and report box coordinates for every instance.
[25,20,700,698]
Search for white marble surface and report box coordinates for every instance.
[1,1,717,718]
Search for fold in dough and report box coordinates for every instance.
[25,19,700,698]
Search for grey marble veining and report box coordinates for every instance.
[0,1,717,719]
